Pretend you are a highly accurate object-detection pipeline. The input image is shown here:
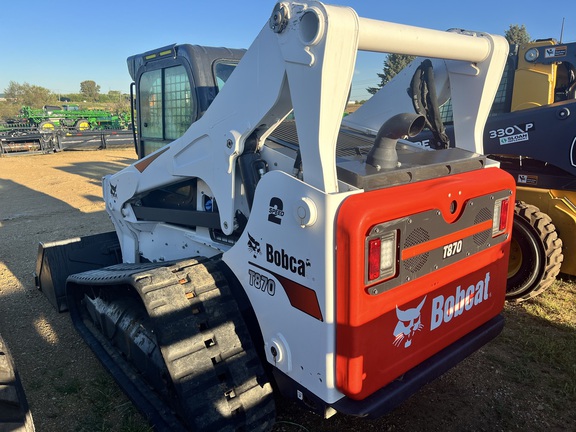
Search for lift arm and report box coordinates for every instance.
[103,1,508,262]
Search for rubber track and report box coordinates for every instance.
[67,258,275,431]
[0,334,35,431]
[510,201,564,302]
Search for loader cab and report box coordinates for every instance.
[437,52,517,125]
[554,61,576,101]
[437,40,576,125]
[510,39,576,110]
[127,44,245,158]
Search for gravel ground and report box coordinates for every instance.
[0,149,146,431]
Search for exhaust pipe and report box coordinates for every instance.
[366,113,426,170]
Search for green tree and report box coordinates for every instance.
[110,91,130,115]
[4,81,54,107]
[0,101,20,119]
[505,24,530,44]
[4,81,24,102]
[107,90,122,100]
[367,53,415,95]
[80,80,101,101]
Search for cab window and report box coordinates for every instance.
[139,65,195,155]
[214,60,238,91]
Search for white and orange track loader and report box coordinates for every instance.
[35,2,515,430]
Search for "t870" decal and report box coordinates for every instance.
[443,240,463,259]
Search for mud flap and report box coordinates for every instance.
[35,231,121,312]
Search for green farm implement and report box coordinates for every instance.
[18,104,128,131]
[0,105,132,155]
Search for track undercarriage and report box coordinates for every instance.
[66,258,275,431]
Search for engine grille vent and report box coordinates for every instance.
[403,227,430,273]
[405,253,429,273]
[404,227,429,248]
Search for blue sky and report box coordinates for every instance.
[2,1,573,102]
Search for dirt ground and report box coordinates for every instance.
[0,149,145,431]
[0,148,574,431]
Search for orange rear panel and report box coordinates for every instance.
[335,167,514,399]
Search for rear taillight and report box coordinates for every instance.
[366,230,398,282]
[492,197,510,237]
[368,238,381,280]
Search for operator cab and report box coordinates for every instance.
[128,44,245,158]
[554,61,576,101]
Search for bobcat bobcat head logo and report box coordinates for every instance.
[110,183,117,198]
[393,296,426,348]
[247,232,261,258]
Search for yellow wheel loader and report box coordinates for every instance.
[382,38,576,301]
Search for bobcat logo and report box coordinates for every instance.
[247,232,261,258]
[110,183,117,198]
[393,297,426,348]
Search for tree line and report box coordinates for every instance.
[1,80,128,119]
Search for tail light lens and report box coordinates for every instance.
[366,230,398,283]
[368,239,382,280]
[492,197,510,237]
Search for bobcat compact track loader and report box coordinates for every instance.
[36,2,515,430]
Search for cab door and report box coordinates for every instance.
[129,44,245,158]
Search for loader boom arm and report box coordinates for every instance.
[344,27,508,154]
[104,1,508,261]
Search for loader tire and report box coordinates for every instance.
[0,334,35,431]
[506,201,563,302]
[67,258,275,432]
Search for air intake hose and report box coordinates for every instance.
[366,113,426,169]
